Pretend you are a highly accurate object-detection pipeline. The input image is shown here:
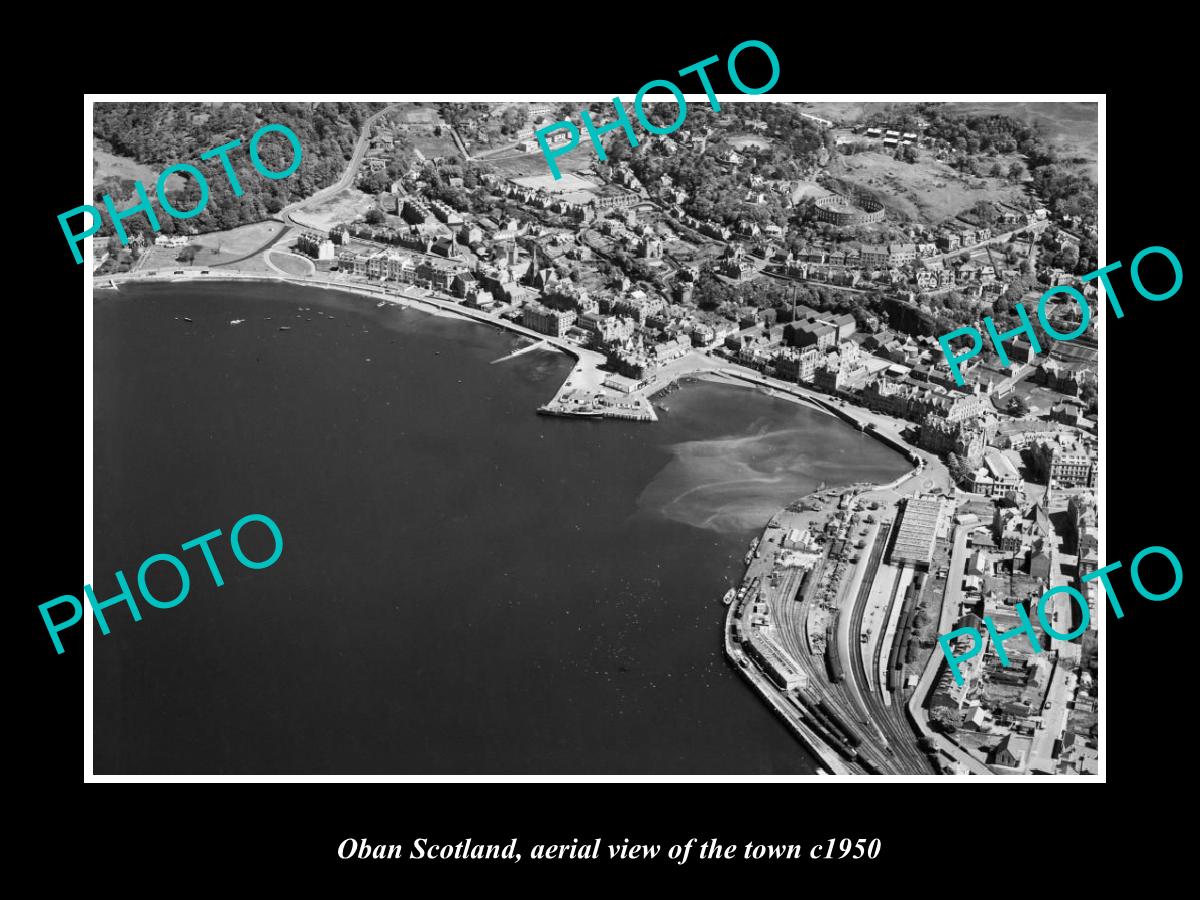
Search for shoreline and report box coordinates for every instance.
[97,271,660,424]
[98,269,940,775]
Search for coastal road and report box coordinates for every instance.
[277,103,404,230]
[197,103,405,271]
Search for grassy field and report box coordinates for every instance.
[727,133,771,151]
[398,125,461,160]
[829,151,1027,225]
[268,252,314,277]
[94,149,186,192]
[512,172,597,194]
[487,149,596,178]
[189,221,285,266]
[798,103,876,125]
[395,106,439,125]
[292,188,375,231]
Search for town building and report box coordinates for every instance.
[297,230,336,260]
[522,303,576,337]
[965,448,1025,497]
[889,496,943,569]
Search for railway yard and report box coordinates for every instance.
[726,483,955,775]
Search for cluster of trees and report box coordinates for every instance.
[1030,164,1097,222]
[356,131,421,195]
[611,106,834,229]
[906,107,1043,156]
[93,102,382,238]
[437,103,491,130]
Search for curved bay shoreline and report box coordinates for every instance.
[94,271,933,774]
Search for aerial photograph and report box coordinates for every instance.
[88,98,1099,775]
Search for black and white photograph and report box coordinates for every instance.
[78,95,1104,778]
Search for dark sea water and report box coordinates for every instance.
[93,281,908,774]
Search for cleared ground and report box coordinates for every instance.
[512,172,598,194]
[486,149,596,177]
[829,151,1027,225]
[291,188,375,231]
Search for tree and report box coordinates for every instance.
[365,208,386,225]
[989,162,1004,178]
[947,453,972,485]
[1008,161,1025,182]
[177,245,198,264]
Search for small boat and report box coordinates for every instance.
[722,588,736,606]
[182,317,193,323]
[230,319,245,325]
[279,326,291,331]
[376,301,387,308]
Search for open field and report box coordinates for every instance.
[189,221,285,266]
[798,103,876,125]
[486,149,596,178]
[727,133,772,151]
[512,172,598,194]
[268,251,315,277]
[291,188,375,231]
[397,125,461,159]
[93,149,186,192]
[393,106,440,124]
[829,151,1027,225]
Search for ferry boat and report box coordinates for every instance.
[744,536,760,565]
[537,405,603,419]
[722,588,736,606]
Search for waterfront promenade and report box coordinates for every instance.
[94,268,658,423]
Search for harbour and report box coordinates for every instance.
[93,280,911,773]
